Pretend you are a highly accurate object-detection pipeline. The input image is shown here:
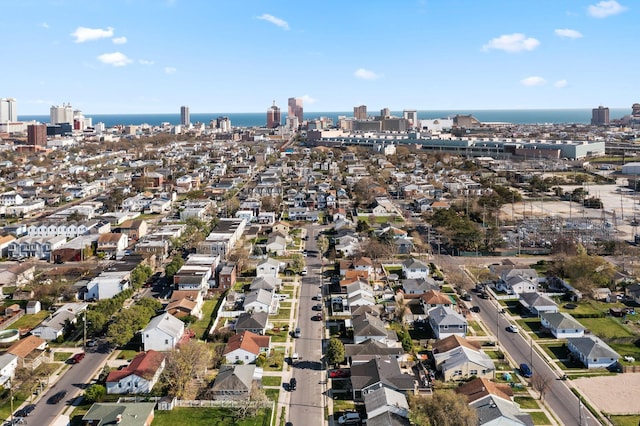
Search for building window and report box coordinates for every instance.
[165,339,169,345]
[470,370,478,375]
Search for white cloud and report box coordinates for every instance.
[588,0,627,18]
[521,76,547,87]
[554,79,569,88]
[164,67,177,74]
[257,14,290,30]
[139,59,154,65]
[40,22,49,29]
[71,26,114,43]
[354,68,382,80]
[97,52,132,67]
[112,36,127,44]
[555,28,583,39]
[482,33,540,53]
[300,94,317,104]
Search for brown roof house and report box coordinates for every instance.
[7,335,50,370]
[223,331,271,364]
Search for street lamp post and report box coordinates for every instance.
[9,378,14,424]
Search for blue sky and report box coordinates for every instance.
[2,0,636,114]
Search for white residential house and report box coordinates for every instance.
[141,313,185,352]
[256,258,281,278]
[402,258,430,280]
[540,312,585,339]
[105,350,166,394]
[31,310,78,341]
[222,331,271,364]
[85,271,130,300]
[0,354,18,386]
[243,289,276,314]
[567,336,620,369]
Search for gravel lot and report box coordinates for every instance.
[573,374,640,415]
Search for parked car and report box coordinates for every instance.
[519,363,533,378]
[289,377,297,391]
[470,306,481,313]
[506,325,518,333]
[315,313,323,321]
[462,293,472,301]
[47,390,67,404]
[69,352,86,364]
[329,369,351,378]
[301,268,308,276]
[293,327,301,338]
[14,404,35,418]
[338,412,361,425]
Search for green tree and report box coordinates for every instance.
[326,337,345,367]
[165,255,185,280]
[85,310,108,335]
[84,384,106,403]
[408,390,477,426]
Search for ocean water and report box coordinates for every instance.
[18,108,631,128]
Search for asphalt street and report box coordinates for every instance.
[288,225,326,426]
[19,348,111,426]
[472,292,600,426]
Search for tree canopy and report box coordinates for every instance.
[408,390,477,426]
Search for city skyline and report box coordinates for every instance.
[1,0,636,115]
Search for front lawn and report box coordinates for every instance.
[514,396,540,409]
[153,407,272,426]
[529,411,551,425]
[468,321,487,336]
[270,308,291,320]
[264,388,279,402]
[116,349,139,360]
[262,376,282,387]
[54,351,73,362]
[265,328,289,343]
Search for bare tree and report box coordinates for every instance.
[234,382,270,419]
[161,340,213,398]
[530,374,552,401]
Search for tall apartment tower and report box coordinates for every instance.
[267,101,281,128]
[632,103,640,117]
[403,109,418,127]
[0,98,17,123]
[180,106,190,126]
[380,107,391,119]
[288,97,303,124]
[591,106,609,125]
[50,103,73,124]
[353,105,367,120]
[27,124,47,146]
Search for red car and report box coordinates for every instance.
[69,352,86,364]
[329,369,350,378]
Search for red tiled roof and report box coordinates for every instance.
[106,350,166,383]
[7,335,46,359]
[455,377,513,403]
[223,331,271,356]
[420,289,452,305]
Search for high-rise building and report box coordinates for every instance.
[403,109,418,127]
[591,106,609,126]
[380,108,391,119]
[632,103,640,117]
[216,116,232,132]
[288,97,303,124]
[0,98,17,123]
[353,105,367,120]
[180,106,190,126]
[27,124,47,146]
[50,103,73,124]
[267,101,281,128]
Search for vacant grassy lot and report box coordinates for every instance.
[11,310,50,330]
[190,298,220,339]
[577,317,634,339]
[611,415,640,426]
[270,308,291,320]
[153,407,272,426]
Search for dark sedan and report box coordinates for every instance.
[47,390,68,404]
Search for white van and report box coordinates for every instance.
[301,268,308,276]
